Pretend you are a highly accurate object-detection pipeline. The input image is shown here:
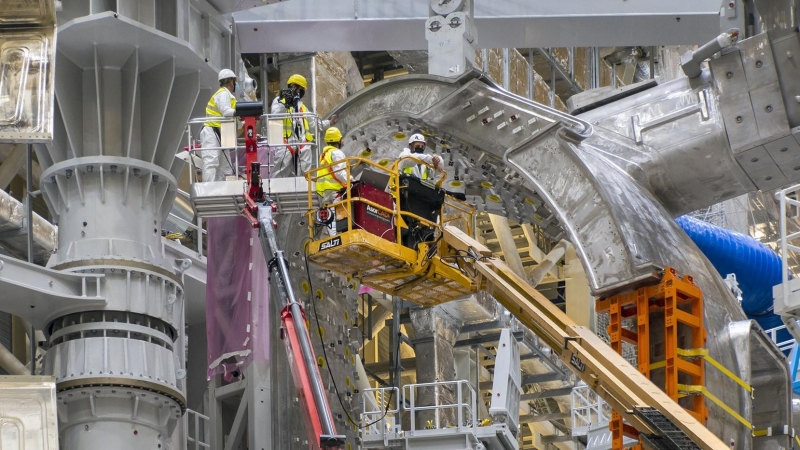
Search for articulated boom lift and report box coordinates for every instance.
[303,157,730,450]
[238,103,345,450]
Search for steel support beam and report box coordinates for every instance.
[234,0,723,53]
[224,397,248,450]
[0,255,106,328]
[520,387,573,401]
[542,434,573,443]
[537,48,583,94]
[479,372,564,390]
[520,412,571,424]
[365,357,418,375]
[454,331,523,348]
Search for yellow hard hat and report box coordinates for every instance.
[287,74,308,90]
[325,127,343,143]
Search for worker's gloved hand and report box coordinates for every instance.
[432,155,443,170]
[330,114,339,126]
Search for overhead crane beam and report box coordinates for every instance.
[233,0,724,53]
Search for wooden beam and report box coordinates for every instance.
[442,224,492,257]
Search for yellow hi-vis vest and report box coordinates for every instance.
[316,146,345,196]
[283,103,314,143]
[403,164,430,180]
[204,87,236,128]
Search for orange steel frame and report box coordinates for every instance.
[596,267,707,450]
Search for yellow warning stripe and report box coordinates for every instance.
[649,348,753,395]
[679,384,794,439]
[677,384,752,431]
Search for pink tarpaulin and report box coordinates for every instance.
[205,147,273,380]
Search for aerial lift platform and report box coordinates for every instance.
[306,156,477,305]
[303,157,729,450]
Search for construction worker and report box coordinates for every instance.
[397,130,443,181]
[200,69,237,182]
[315,127,349,236]
[395,130,446,250]
[271,74,338,178]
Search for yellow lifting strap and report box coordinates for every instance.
[677,384,751,431]
[678,384,795,439]
[649,348,753,396]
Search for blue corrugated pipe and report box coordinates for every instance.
[675,216,789,345]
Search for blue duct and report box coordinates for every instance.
[675,216,790,345]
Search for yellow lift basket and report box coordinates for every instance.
[304,156,478,305]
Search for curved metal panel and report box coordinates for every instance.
[327,71,786,447]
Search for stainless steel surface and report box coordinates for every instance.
[0,376,58,450]
[0,0,56,143]
[770,32,800,128]
[0,187,56,265]
[233,0,723,53]
[728,320,792,448]
[325,69,787,447]
[565,79,657,115]
[680,30,739,79]
[580,75,755,217]
[709,49,758,151]
[751,0,796,33]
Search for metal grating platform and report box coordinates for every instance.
[368,270,474,305]
[634,407,700,450]
[190,177,317,218]
[308,230,415,275]
[308,229,475,305]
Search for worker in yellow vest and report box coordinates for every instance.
[316,127,349,236]
[397,130,443,181]
[200,69,237,182]
[271,74,338,178]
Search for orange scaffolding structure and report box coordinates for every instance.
[596,267,707,450]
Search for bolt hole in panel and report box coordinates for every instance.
[0,0,56,143]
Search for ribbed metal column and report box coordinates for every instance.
[35,7,213,449]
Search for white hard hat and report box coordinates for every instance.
[408,132,426,145]
[218,69,236,82]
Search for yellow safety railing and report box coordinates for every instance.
[304,156,474,250]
